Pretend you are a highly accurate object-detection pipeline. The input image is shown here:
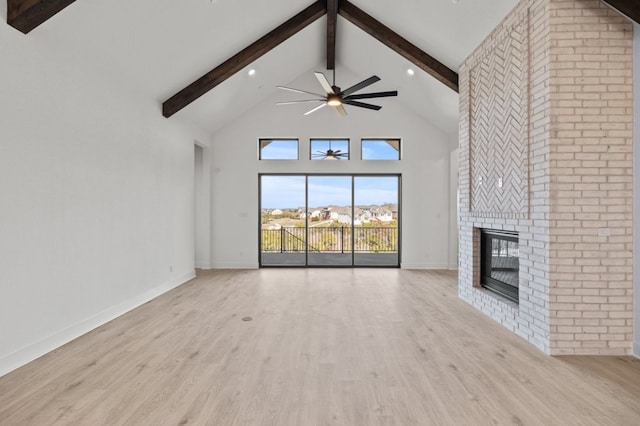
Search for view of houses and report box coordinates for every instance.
[262,204,398,230]
[261,204,399,253]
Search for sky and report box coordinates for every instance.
[261,175,398,209]
[260,140,298,160]
[361,140,400,160]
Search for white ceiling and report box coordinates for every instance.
[16,0,519,136]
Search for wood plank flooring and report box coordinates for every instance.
[1,269,639,425]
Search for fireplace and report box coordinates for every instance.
[480,229,519,303]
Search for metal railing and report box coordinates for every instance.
[261,227,398,253]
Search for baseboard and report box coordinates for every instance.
[195,262,212,269]
[401,263,450,270]
[0,270,195,379]
[211,262,259,269]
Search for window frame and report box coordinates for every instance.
[361,138,402,160]
[309,138,350,161]
[258,138,300,160]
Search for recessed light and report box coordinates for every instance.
[248,69,256,76]
[406,68,415,76]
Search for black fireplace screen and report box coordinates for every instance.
[480,229,519,303]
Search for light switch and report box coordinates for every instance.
[498,177,503,188]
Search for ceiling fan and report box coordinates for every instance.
[276,71,398,116]
[312,141,349,160]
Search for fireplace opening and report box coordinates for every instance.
[480,229,519,303]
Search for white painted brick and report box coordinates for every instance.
[458,0,632,356]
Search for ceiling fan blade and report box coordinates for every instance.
[276,86,325,98]
[341,76,381,96]
[343,100,382,111]
[332,104,347,117]
[304,102,328,115]
[333,150,342,154]
[314,72,335,94]
[344,90,398,101]
[276,99,325,105]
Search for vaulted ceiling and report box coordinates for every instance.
[5,0,637,136]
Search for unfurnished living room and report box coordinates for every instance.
[1,0,640,425]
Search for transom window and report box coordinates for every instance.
[361,139,401,160]
[310,139,349,160]
[259,138,402,161]
[259,139,299,160]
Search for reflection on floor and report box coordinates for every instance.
[261,252,399,267]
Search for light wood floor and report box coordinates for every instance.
[1,269,639,425]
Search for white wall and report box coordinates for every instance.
[0,23,206,376]
[634,22,640,357]
[194,143,212,268]
[449,149,459,270]
[209,70,457,269]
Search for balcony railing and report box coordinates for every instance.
[261,227,398,253]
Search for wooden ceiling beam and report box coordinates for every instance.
[163,0,327,118]
[602,0,640,23]
[7,0,77,33]
[338,0,458,92]
[326,0,338,70]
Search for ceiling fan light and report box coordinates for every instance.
[327,95,342,106]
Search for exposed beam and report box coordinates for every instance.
[602,0,640,24]
[338,0,458,92]
[163,1,327,118]
[326,0,338,69]
[7,0,77,34]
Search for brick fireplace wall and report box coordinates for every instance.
[458,0,633,355]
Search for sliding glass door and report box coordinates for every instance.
[353,176,399,267]
[259,174,400,267]
[307,176,353,266]
[260,175,306,266]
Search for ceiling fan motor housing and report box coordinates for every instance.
[327,94,342,106]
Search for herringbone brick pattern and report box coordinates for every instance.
[469,16,529,216]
